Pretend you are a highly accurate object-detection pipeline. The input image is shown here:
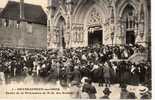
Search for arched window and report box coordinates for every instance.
[55,16,66,47]
[122,4,136,45]
[122,4,135,30]
[87,8,103,26]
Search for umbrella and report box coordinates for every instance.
[128,53,148,65]
[110,59,128,62]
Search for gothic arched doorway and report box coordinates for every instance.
[126,31,135,45]
[86,7,104,46]
[55,16,66,48]
[88,26,102,46]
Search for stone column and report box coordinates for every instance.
[135,20,144,45]
[66,0,73,48]
[47,0,55,49]
[103,19,111,45]
[121,19,126,45]
[143,0,150,48]
[114,17,123,45]
[136,3,145,46]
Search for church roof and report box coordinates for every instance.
[0,1,47,25]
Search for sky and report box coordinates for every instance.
[0,0,48,11]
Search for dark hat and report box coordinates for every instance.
[103,88,111,95]
[127,92,136,99]
[121,84,127,89]
[85,78,92,84]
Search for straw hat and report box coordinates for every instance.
[139,86,149,94]
[81,77,88,84]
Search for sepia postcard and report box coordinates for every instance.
[0,0,151,99]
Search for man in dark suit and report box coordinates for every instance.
[82,79,97,99]
[71,66,81,84]
[103,62,111,87]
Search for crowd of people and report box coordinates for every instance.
[0,44,151,99]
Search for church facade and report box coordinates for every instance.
[47,0,151,49]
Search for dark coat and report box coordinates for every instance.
[120,90,129,99]
[81,67,90,78]
[103,66,111,79]
[47,69,58,82]
[0,64,4,72]
[91,68,102,82]
[82,83,97,99]
[72,69,81,82]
